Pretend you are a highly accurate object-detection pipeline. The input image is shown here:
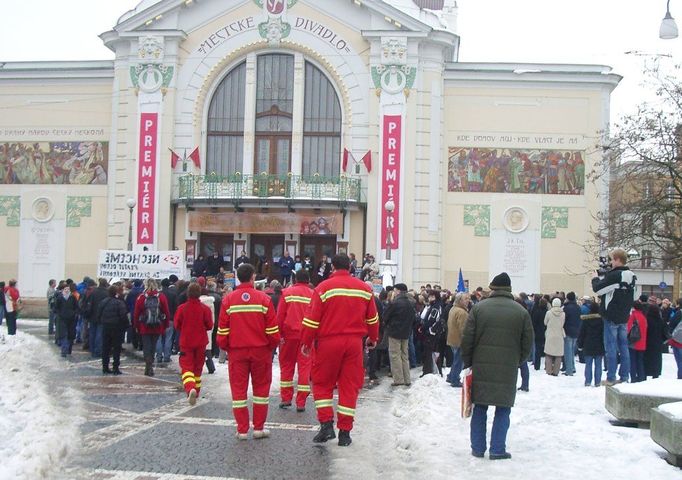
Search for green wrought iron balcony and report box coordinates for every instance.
[175,173,363,205]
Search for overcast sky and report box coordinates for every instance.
[0,0,678,121]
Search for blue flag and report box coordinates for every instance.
[457,268,466,292]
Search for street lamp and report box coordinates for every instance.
[380,199,397,287]
[126,198,136,251]
[660,0,679,39]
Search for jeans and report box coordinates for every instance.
[584,355,603,386]
[156,325,174,361]
[603,320,630,383]
[48,311,56,334]
[102,326,124,369]
[533,340,544,370]
[88,321,102,357]
[470,404,511,455]
[5,311,17,335]
[629,349,645,383]
[59,317,76,355]
[563,337,577,374]
[446,346,463,386]
[141,334,160,361]
[408,333,417,368]
[75,315,83,342]
[673,346,682,379]
[519,362,529,390]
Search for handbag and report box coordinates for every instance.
[627,320,641,346]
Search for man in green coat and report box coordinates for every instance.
[461,272,533,460]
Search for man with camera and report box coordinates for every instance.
[591,248,636,386]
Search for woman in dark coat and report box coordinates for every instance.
[56,284,79,357]
[577,302,605,386]
[644,298,667,379]
[530,297,548,370]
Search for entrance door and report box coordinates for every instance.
[300,235,337,268]
[199,234,234,272]
[250,235,285,282]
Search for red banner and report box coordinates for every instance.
[381,115,401,249]
[137,113,158,244]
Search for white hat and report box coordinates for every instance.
[552,298,562,308]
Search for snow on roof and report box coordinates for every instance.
[613,378,682,398]
[658,401,682,418]
[117,0,162,25]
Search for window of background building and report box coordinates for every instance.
[206,54,342,178]
[206,61,246,176]
[641,249,652,269]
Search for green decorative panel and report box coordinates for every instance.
[67,196,92,227]
[0,196,20,226]
[463,205,490,237]
[542,207,569,238]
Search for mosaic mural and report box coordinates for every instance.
[448,147,585,195]
[0,141,108,185]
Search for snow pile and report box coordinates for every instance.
[614,378,682,398]
[331,355,681,479]
[0,332,83,479]
[658,401,682,418]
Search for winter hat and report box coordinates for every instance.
[638,294,649,303]
[168,274,178,284]
[551,298,562,308]
[489,272,511,291]
[197,276,207,288]
[394,283,408,292]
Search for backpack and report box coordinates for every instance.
[627,319,641,346]
[423,306,444,337]
[672,321,682,344]
[141,293,163,327]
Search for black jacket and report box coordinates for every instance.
[87,286,109,322]
[563,300,582,338]
[384,293,416,340]
[162,286,178,321]
[530,303,547,343]
[577,314,605,356]
[98,296,129,328]
[56,294,79,320]
[592,266,636,324]
[644,304,667,377]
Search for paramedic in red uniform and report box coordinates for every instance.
[300,254,379,446]
[174,283,213,406]
[276,269,314,411]
[217,263,280,440]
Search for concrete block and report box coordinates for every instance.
[651,403,682,468]
[605,384,682,428]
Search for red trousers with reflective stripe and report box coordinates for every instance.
[279,337,312,408]
[179,347,205,395]
[312,335,364,431]
[228,346,273,434]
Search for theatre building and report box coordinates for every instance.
[0,0,620,299]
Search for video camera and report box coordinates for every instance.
[596,256,610,276]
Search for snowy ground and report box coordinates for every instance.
[330,354,682,479]
[0,329,84,479]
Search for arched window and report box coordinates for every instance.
[302,62,342,177]
[254,54,294,175]
[206,61,246,176]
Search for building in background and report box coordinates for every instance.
[0,0,620,298]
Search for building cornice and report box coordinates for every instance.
[0,61,114,80]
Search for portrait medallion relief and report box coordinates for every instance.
[32,197,55,223]
[503,206,529,233]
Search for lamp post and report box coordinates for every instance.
[126,198,136,251]
[660,0,679,39]
[380,199,397,287]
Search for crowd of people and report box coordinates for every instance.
[1,247,681,457]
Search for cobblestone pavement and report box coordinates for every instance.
[22,322,336,480]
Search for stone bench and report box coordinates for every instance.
[651,402,682,468]
[605,379,682,428]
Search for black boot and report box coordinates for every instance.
[313,422,336,443]
[144,357,154,376]
[338,430,352,447]
[102,365,112,375]
[112,367,122,375]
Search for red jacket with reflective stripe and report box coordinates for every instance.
[174,298,214,350]
[300,270,379,348]
[276,282,314,340]
[217,283,279,350]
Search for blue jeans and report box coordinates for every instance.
[408,332,417,368]
[584,355,603,386]
[446,347,463,385]
[88,321,102,357]
[629,349,645,383]
[156,325,174,361]
[673,346,682,379]
[603,320,630,382]
[470,404,511,455]
[75,315,83,342]
[519,362,529,390]
[563,337,577,374]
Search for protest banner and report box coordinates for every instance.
[97,250,185,280]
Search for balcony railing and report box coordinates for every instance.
[176,173,363,205]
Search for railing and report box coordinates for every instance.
[176,173,363,204]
